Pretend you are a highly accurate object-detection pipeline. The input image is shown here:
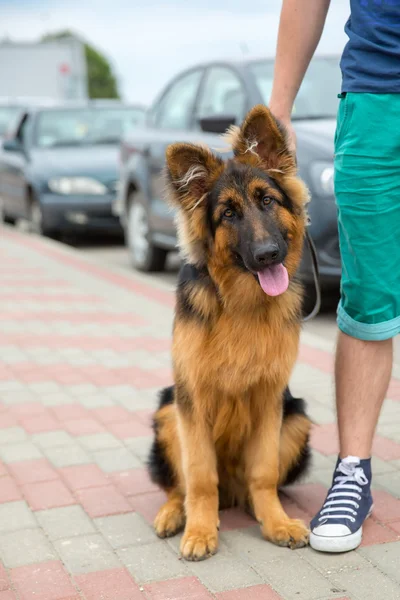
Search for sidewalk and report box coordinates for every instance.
[1,225,400,600]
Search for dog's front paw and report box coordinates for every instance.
[263,518,309,549]
[154,503,185,538]
[180,527,218,561]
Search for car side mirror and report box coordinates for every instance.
[198,115,237,135]
[3,138,22,153]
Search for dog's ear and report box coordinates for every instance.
[229,105,296,174]
[166,142,224,211]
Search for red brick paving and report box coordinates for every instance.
[143,577,213,600]
[285,483,328,518]
[20,414,61,434]
[51,405,89,422]
[22,480,76,511]
[216,585,283,599]
[0,311,146,326]
[0,476,22,503]
[92,406,130,425]
[108,418,151,439]
[0,592,17,600]
[0,563,9,591]
[63,418,105,436]
[372,489,400,523]
[218,508,256,532]
[0,414,17,429]
[360,519,399,546]
[110,468,159,497]
[11,561,78,600]
[310,422,400,461]
[75,568,142,600]
[75,485,132,518]
[8,459,58,485]
[60,465,109,492]
[129,491,167,524]
[3,228,400,599]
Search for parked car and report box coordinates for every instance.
[115,56,340,291]
[0,101,146,236]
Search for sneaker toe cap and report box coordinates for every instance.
[312,523,352,538]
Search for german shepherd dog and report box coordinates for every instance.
[148,105,312,561]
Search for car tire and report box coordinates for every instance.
[29,194,59,239]
[126,193,167,272]
[0,198,15,225]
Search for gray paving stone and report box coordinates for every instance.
[0,441,43,463]
[0,501,37,533]
[32,431,74,449]
[91,447,141,472]
[371,456,398,475]
[43,444,92,467]
[0,427,27,444]
[118,540,188,583]
[327,565,400,600]
[54,533,121,574]
[95,512,154,549]
[374,472,400,497]
[302,546,369,575]
[360,542,400,585]
[222,527,333,599]
[79,395,114,409]
[124,436,152,463]
[78,433,122,451]
[36,505,96,541]
[0,528,57,567]
[188,550,264,593]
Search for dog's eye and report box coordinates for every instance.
[223,208,234,218]
[262,196,275,207]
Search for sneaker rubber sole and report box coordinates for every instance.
[310,506,373,553]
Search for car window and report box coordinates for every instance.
[195,67,246,125]
[15,114,30,146]
[155,69,203,130]
[33,108,144,148]
[250,57,341,120]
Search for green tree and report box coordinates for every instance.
[41,30,120,99]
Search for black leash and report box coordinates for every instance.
[302,229,321,322]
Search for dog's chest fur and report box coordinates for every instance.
[173,263,302,397]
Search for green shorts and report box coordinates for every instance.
[334,93,400,341]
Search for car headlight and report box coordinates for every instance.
[48,177,108,195]
[310,162,334,197]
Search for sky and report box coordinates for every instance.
[0,0,350,106]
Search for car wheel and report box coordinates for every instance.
[0,198,15,225]
[127,193,167,272]
[29,195,58,238]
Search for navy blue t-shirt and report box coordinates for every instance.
[341,0,400,93]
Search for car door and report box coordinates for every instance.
[193,65,249,130]
[0,113,31,218]
[147,68,204,236]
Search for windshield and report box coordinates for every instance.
[249,57,341,120]
[0,107,22,136]
[34,107,145,148]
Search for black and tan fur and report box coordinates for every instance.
[148,105,312,561]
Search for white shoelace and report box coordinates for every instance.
[318,457,368,523]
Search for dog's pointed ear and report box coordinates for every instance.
[230,105,296,174]
[166,143,224,211]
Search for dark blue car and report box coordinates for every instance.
[116,56,340,292]
[0,102,145,236]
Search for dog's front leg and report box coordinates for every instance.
[245,388,309,549]
[177,404,219,561]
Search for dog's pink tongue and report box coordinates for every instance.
[257,264,289,296]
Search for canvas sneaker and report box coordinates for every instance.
[310,455,373,553]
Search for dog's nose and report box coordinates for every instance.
[253,242,280,267]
